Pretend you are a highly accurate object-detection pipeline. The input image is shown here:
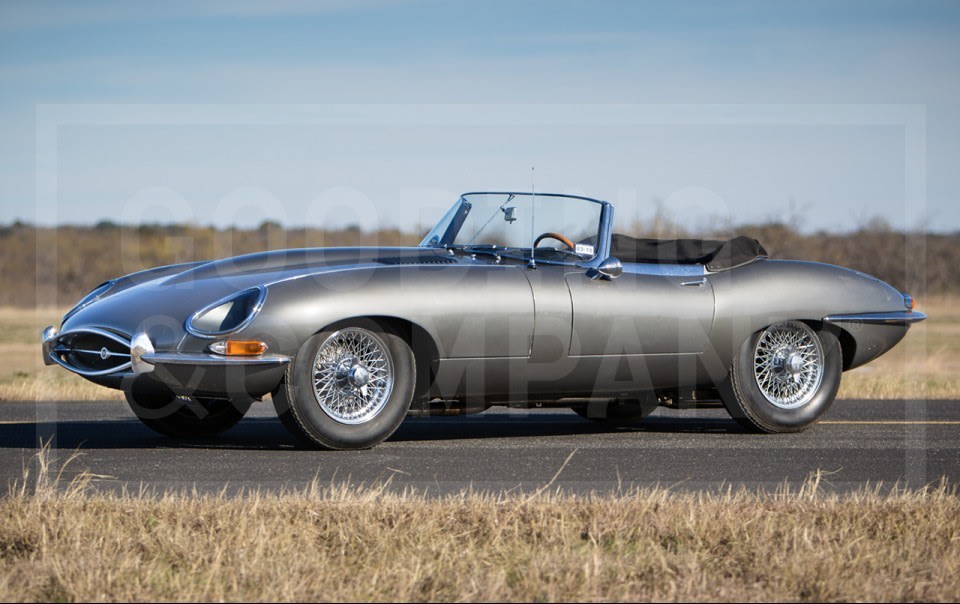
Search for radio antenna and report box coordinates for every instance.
[529,165,537,269]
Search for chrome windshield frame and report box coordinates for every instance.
[420,191,614,269]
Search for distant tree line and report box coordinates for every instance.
[0,220,953,308]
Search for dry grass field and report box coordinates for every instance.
[0,449,957,603]
[2,296,955,402]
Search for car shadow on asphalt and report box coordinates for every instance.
[394,414,748,441]
[0,413,748,451]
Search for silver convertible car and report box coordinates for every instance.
[42,192,925,448]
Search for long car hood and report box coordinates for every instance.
[60,246,454,343]
[162,246,450,286]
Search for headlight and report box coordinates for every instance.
[185,286,266,337]
[63,281,114,322]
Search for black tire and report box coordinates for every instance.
[722,320,842,433]
[572,396,658,425]
[272,320,415,450]
[125,383,250,439]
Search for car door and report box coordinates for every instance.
[428,262,537,402]
[565,263,715,357]
[432,263,536,359]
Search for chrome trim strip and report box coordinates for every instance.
[184,285,267,339]
[823,311,927,325]
[621,262,706,277]
[48,353,132,377]
[593,201,614,268]
[459,191,608,205]
[141,352,290,366]
[53,326,132,348]
[52,347,130,357]
[262,262,383,288]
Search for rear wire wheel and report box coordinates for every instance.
[723,320,842,433]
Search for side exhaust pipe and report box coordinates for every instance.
[407,399,488,417]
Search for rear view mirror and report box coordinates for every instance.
[502,207,517,223]
[587,257,623,281]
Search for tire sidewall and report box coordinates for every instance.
[125,386,250,438]
[731,322,842,431]
[285,320,415,449]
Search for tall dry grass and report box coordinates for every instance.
[1,448,959,602]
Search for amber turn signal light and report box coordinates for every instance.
[209,340,267,356]
[226,340,267,356]
[903,294,916,311]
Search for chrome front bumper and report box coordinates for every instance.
[822,310,928,325]
[42,325,290,377]
[41,325,58,365]
[43,324,290,398]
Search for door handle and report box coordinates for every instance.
[680,278,707,287]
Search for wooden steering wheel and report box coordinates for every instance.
[533,232,576,250]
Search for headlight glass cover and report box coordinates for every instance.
[186,287,266,336]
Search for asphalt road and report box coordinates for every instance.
[1,399,957,495]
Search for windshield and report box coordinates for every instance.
[419,192,605,260]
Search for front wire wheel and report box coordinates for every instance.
[723,320,842,433]
[273,321,415,449]
[312,328,395,425]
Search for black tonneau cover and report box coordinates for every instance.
[610,234,767,272]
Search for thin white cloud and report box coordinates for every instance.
[0,0,412,32]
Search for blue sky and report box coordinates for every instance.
[2,0,959,232]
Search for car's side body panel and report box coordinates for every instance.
[566,266,716,356]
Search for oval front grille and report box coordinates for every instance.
[49,328,132,376]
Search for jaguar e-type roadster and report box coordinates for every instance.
[42,192,925,448]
